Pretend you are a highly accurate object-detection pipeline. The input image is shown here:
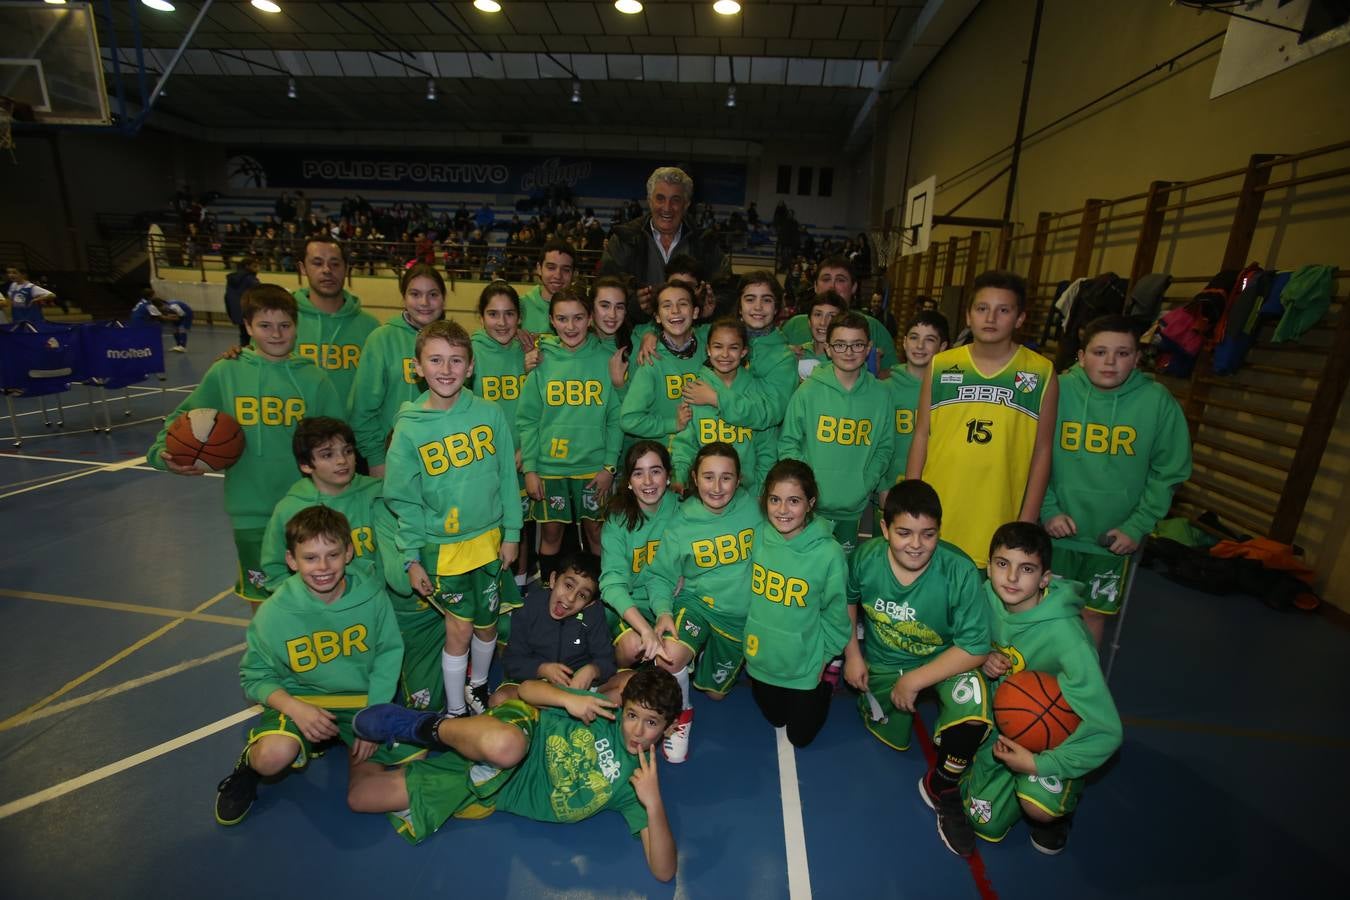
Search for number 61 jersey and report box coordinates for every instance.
[922,345,1053,567]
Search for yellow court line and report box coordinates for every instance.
[0,588,250,627]
[0,588,235,728]
[1121,715,1350,751]
[0,643,247,733]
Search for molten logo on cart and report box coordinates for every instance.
[105,346,154,359]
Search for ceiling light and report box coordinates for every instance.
[473,0,502,12]
[141,0,176,11]
[426,79,437,101]
[287,77,297,99]
[725,85,736,108]
[713,0,741,14]
[571,80,581,104]
[614,0,643,14]
[44,1,69,6]
[250,0,281,13]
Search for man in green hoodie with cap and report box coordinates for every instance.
[966,522,1123,855]
[1041,315,1192,645]
[293,236,379,415]
[780,312,894,554]
[148,285,344,606]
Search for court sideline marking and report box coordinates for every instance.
[0,450,222,478]
[0,454,148,500]
[777,727,812,900]
[913,716,999,900]
[0,587,234,728]
[0,706,261,821]
[7,384,173,419]
[0,587,248,626]
[0,643,246,733]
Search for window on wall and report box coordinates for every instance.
[797,166,813,196]
[819,167,834,198]
[776,165,792,194]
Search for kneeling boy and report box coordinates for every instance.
[215,506,412,826]
[348,667,682,882]
[963,522,1123,854]
[842,479,991,857]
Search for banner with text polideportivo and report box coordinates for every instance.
[225,148,747,205]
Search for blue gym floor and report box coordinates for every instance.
[1,325,1345,899]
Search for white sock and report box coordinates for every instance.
[469,635,496,687]
[673,666,692,710]
[442,650,468,713]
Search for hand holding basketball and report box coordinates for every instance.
[164,408,245,473]
[993,735,1037,774]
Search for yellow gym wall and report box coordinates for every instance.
[873,0,1350,612]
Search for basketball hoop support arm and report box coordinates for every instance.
[131,0,215,133]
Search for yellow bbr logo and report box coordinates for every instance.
[895,409,914,435]
[286,625,370,672]
[234,396,305,426]
[418,425,497,474]
[545,380,603,406]
[698,418,752,445]
[751,563,808,607]
[480,374,523,401]
[1059,422,1136,455]
[665,373,697,400]
[994,642,1026,675]
[351,526,375,555]
[691,528,754,568]
[401,357,419,385]
[631,539,659,573]
[816,415,872,446]
[298,342,361,370]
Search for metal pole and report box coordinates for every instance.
[1000,0,1045,228]
[6,395,21,448]
[131,0,216,131]
[1104,546,1146,684]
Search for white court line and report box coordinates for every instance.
[0,451,223,478]
[9,386,164,419]
[0,455,149,500]
[777,726,813,900]
[3,414,170,444]
[0,643,246,733]
[0,706,261,821]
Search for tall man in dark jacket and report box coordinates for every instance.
[599,166,733,324]
[223,256,260,346]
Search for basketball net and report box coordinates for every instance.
[0,98,15,163]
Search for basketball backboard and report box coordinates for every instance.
[901,175,936,257]
[0,1,109,125]
[1211,0,1350,98]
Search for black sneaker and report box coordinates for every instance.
[465,682,490,716]
[1030,817,1071,855]
[215,764,261,826]
[918,773,977,858]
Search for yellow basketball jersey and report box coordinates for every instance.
[922,344,1053,566]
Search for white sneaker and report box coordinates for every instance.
[661,708,694,764]
[170,345,186,353]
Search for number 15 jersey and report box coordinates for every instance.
[922,344,1053,567]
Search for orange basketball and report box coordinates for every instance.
[164,408,245,472]
[993,670,1081,753]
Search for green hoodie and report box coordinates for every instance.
[384,389,523,565]
[293,287,380,409]
[783,312,898,369]
[982,578,1123,780]
[647,488,763,627]
[599,490,681,619]
[260,474,384,591]
[704,328,799,431]
[743,516,850,689]
[239,559,404,708]
[619,336,706,445]
[1040,366,1192,547]
[670,365,776,492]
[520,284,552,335]
[147,349,343,529]
[348,313,423,467]
[469,330,528,449]
[884,364,922,486]
[517,335,622,477]
[779,363,895,520]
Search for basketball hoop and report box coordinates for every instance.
[0,98,15,163]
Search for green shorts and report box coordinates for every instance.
[246,703,424,768]
[233,526,269,603]
[823,514,862,556]
[857,668,993,752]
[529,475,604,523]
[396,700,539,844]
[1055,547,1130,615]
[422,559,521,630]
[393,597,447,711]
[961,733,1084,841]
[673,601,744,695]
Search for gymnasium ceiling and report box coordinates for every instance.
[92,0,968,146]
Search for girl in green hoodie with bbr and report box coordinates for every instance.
[744,459,850,748]
[148,285,343,606]
[348,264,446,477]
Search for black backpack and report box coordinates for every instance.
[1051,273,1129,371]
